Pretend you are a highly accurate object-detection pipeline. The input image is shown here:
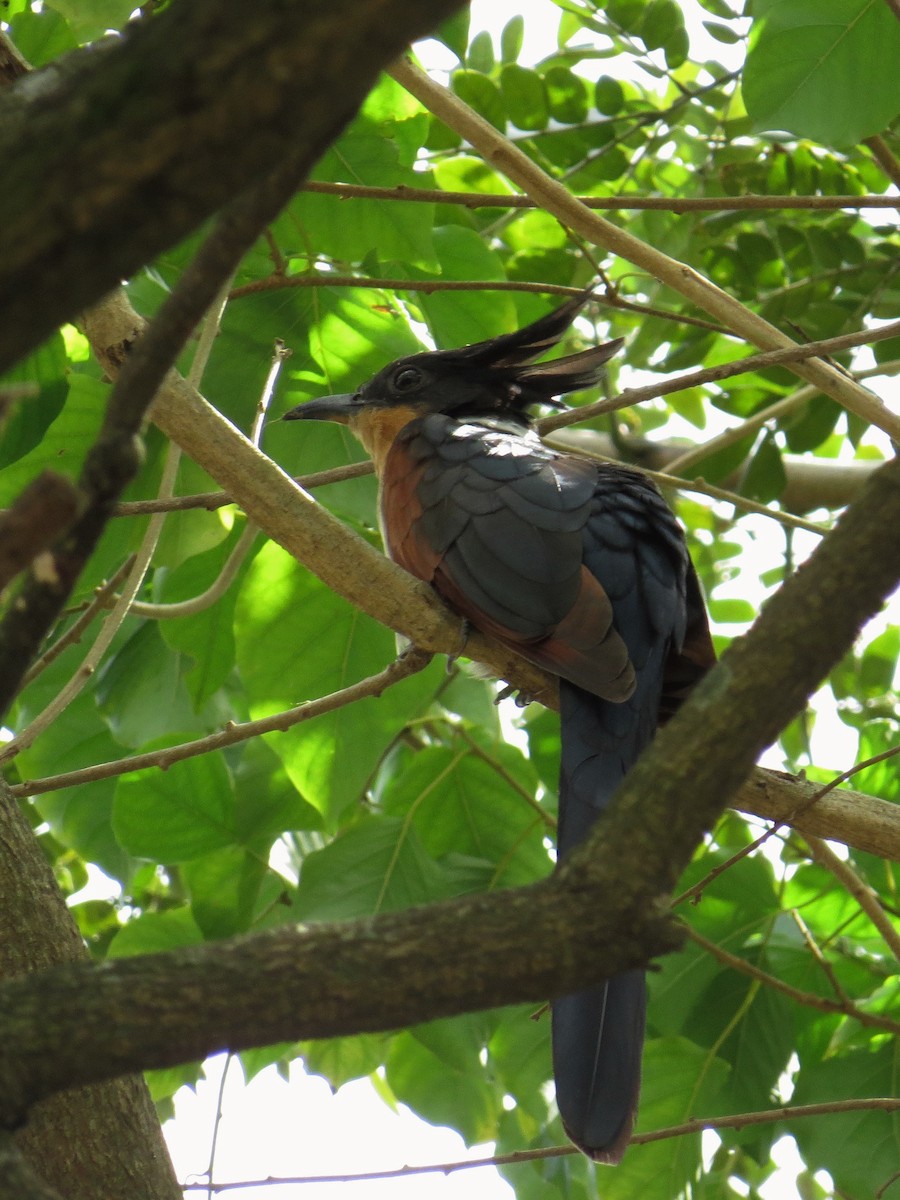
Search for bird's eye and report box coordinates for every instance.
[392,366,422,392]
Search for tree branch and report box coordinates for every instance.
[76,290,900,858]
[389,57,900,441]
[177,1097,900,1188]
[0,0,468,374]
[0,779,182,1200]
[300,179,900,211]
[1,423,899,1127]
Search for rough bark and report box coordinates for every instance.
[0,0,466,374]
[0,782,182,1200]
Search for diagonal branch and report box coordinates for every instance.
[388,57,900,442]
[79,290,900,857]
[0,407,898,1128]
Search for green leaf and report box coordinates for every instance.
[466,30,495,74]
[452,69,506,130]
[741,429,786,503]
[302,1034,393,1089]
[500,64,550,131]
[234,540,441,824]
[0,334,68,469]
[792,1045,900,1195]
[292,816,466,919]
[433,9,469,60]
[543,66,589,124]
[289,102,435,269]
[96,623,201,748]
[387,1021,501,1145]
[44,0,133,41]
[418,226,517,348]
[501,15,525,63]
[107,907,204,957]
[113,750,237,862]
[183,846,269,938]
[744,0,900,145]
[0,373,105,507]
[594,75,625,115]
[381,742,551,887]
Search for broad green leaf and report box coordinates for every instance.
[234,539,441,823]
[594,75,624,115]
[0,334,68,469]
[466,30,495,73]
[292,816,467,919]
[419,226,517,348]
[0,373,106,506]
[543,66,589,124]
[792,1045,900,1195]
[183,846,269,938]
[96,623,201,748]
[744,0,900,145]
[113,750,237,862]
[302,1034,394,1089]
[500,64,550,131]
[386,1022,501,1145]
[44,0,133,41]
[501,15,525,64]
[452,69,506,130]
[107,907,204,957]
[380,742,552,888]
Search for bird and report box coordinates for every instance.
[284,294,714,1162]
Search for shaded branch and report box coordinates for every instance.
[0,778,182,1200]
[0,144,323,724]
[0,0,468,374]
[0,473,81,593]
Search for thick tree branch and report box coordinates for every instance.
[0,440,898,1128]
[0,148,322,720]
[0,0,467,374]
[0,781,182,1200]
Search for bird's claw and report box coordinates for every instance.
[446,619,472,673]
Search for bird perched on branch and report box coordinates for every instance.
[285,294,713,1162]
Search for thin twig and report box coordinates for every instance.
[124,339,290,620]
[230,272,727,333]
[863,134,900,189]
[790,908,853,1004]
[685,925,900,1034]
[301,180,900,212]
[109,462,374,518]
[179,1097,900,1189]
[539,320,900,434]
[10,650,433,797]
[803,833,900,962]
[20,557,136,687]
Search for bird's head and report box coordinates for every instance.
[283,294,623,435]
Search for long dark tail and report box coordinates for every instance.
[551,680,653,1162]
